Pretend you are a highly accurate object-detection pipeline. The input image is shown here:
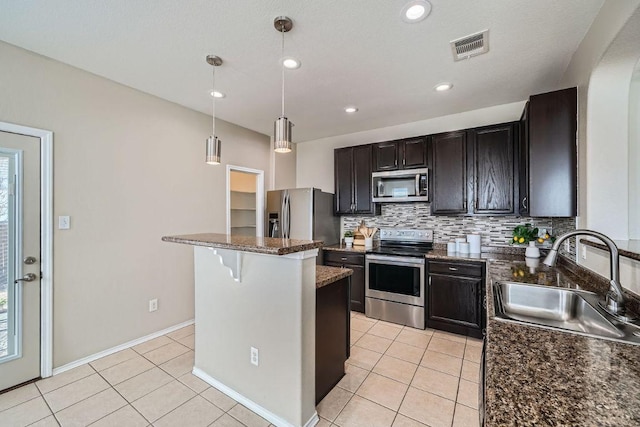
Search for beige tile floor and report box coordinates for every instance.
[0,314,481,427]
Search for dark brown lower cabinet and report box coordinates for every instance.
[324,251,365,312]
[427,261,485,339]
[316,277,350,404]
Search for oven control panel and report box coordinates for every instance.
[379,228,433,242]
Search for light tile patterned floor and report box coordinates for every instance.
[0,315,481,426]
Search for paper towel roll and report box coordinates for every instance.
[467,234,481,254]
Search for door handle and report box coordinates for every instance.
[15,273,37,284]
[522,196,528,210]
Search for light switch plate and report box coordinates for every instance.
[58,216,70,230]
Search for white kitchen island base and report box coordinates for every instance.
[192,245,319,427]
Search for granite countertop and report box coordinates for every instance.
[162,233,323,255]
[484,258,640,426]
[316,265,353,289]
[424,249,524,263]
[323,243,372,253]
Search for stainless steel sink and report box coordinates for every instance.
[493,282,640,345]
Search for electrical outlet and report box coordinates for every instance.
[581,245,587,260]
[149,299,158,312]
[58,216,70,230]
[250,347,259,366]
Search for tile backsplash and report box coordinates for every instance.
[342,203,576,250]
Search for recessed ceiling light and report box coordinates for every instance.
[210,90,225,98]
[282,57,301,69]
[344,106,359,113]
[434,83,453,92]
[401,0,432,23]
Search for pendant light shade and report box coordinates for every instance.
[274,116,293,153]
[206,55,223,164]
[273,16,294,153]
[206,135,221,164]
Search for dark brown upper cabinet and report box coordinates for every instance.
[372,137,428,172]
[430,131,468,215]
[469,123,518,215]
[372,142,400,171]
[520,87,577,217]
[334,145,377,215]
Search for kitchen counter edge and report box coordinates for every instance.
[162,233,323,255]
[316,265,353,289]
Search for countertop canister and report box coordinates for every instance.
[467,234,481,254]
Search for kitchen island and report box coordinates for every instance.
[162,233,324,427]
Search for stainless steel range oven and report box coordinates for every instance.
[365,229,433,329]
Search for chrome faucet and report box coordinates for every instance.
[543,229,633,320]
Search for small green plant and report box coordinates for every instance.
[512,223,539,244]
[344,231,354,238]
[0,297,6,308]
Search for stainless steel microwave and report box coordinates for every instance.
[372,168,429,203]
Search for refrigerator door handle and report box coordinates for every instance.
[283,191,291,239]
[287,193,291,239]
[281,191,287,239]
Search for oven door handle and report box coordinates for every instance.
[366,254,425,265]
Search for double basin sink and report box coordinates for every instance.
[493,281,640,345]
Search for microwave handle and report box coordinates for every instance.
[415,175,420,197]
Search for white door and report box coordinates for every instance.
[0,131,41,391]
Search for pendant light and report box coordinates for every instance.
[206,55,223,164]
[273,16,293,153]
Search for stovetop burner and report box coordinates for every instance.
[371,228,434,257]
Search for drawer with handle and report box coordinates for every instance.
[324,251,364,266]
[428,261,483,277]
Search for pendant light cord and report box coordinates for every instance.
[212,64,216,136]
[281,24,285,117]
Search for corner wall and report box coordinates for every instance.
[0,41,271,367]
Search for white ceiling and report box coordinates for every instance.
[0,0,604,142]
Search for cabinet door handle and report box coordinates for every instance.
[449,267,458,271]
[429,276,432,285]
[463,200,467,210]
[522,196,528,210]
[341,257,348,261]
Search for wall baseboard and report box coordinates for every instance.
[192,367,319,427]
[51,319,195,376]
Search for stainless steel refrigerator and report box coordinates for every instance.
[266,188,339,259]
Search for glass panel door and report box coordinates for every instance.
[0,154,16,362]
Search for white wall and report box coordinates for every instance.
[296,102,525,193]
[629,69,640,239]
[0,41,271,367]
[582,244,640,295]
[271,141,297,190]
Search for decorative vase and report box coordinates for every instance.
[525,241,541,259]
[344,237,354,247]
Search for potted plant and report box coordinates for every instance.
[0,297,6,313]
[343,231,354,247]
[512,223,539,245]
[512,224,554,259]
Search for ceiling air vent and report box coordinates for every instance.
[450,29,489,61]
